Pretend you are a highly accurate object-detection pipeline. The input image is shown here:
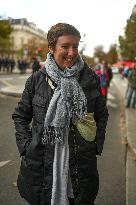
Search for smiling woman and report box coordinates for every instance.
[12,22,108,205]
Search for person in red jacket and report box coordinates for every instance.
[95,63,109,99]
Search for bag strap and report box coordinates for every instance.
[31,71,46,99]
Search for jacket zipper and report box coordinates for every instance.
[73,135,79,187]
[42,149,46,189]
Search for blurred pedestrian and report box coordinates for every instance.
[95,63,109,99]
[126,64,136,108]
[123,66,129,78]
[4,57,10,73]
[10,57,16,73]
[32,57,41,73]
[12,23,108,205]
[18,59,28,74]
[103,61,113,87]
[119,64,125,79]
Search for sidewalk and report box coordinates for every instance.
[112,76,136,155]
[112,75,136,205]
[0,73,136,204]
[0,67,32,97]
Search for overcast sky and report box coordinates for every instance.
[0,0,135,56]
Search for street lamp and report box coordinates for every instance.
[23,48,28,59]
[80,34,86,55]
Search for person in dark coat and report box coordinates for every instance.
[126,64,136,108]
[12,23,109,205]
[32,57,41,73]
[10,57,16,73]
[103,61,113,87]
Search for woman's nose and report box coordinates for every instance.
[67,47,78,55]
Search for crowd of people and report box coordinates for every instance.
[0,56,16,73]
[94,61,136,108]
[113,63,136,109]
[0,56,41,74]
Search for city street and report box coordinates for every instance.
[1,2,136,204]
[0,74,126,205]
[0,73,31,91]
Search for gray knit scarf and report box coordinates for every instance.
[42,52,87,145]
[43,52,87,205]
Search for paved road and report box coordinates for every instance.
[0,79,126,205]
[96,80,126,205]
[0,73,30,90]
[0,94,25,205]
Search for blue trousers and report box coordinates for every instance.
[126,86,136,108]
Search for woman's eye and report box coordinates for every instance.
[73,46,78,49]
[62,46,69,49]
[62,46,78,50]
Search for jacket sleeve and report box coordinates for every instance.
[94,75,109,155]
[12,75,33,156]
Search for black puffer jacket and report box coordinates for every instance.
[12,64,108,205]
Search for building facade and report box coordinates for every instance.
[9,18,48,59]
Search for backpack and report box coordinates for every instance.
[99,73,107,87]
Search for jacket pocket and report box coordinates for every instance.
[32,94,47,123]
[20,156,43,185]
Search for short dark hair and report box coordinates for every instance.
[47,23,81,49]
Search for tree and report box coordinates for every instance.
[119,9,136,60]
[26,37,48,60]
[93,45,106,63]
[0,19,13,52]
[82,54,94,66]
[106,44,118,64]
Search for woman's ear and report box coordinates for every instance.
[48,46,54,54]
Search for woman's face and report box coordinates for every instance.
[49,35,80,70]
